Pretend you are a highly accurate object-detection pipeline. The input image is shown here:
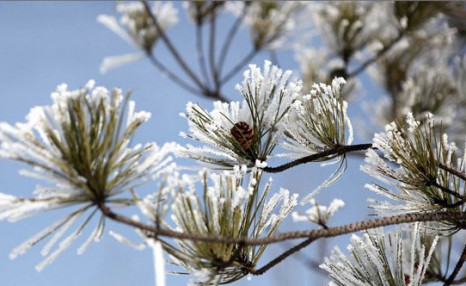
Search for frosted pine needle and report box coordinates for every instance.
[362,113,465,225]
[179,60,302,169]
[292,198,345,226]
[0,81,175,270]
[225,2,301,49]
[164,168,298,284]
[321,223,439,286]
[97,1,178,72]
[280,77,352,159]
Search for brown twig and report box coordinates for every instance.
[444,244,466,286]
[263,143,373,173]
[439,163,466,182]
[251,238,317,276]
[98,201,466,246]
[430,180,464,200]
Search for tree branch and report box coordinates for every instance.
[347,29,405,79]
[217,3,249,76]
[444,244,466,286]
[263,143,373,173]
[142,1,207,93]
[208,8,219,90]
[439,163,466,182]
[98,201,466,246]
[146,52,204,96]
[251,238,316,276]
[220,46,261,85]
[195,23,211,89]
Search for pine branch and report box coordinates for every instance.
[98,201,466,246]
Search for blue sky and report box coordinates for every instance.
[0,2,374,286]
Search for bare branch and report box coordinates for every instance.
[146,52,204,96]
[195,23,211,89]
[208,8,219,90]
[263,143,373,173]
[439,163,466,182]
[217,3,249,76]
[142,1,207,92]
[347,30,405,79]
[444,244,466,286]
[251,238,317,276]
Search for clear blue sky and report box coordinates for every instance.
[0,2,373,286]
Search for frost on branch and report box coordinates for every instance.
[163,168,298,284]
[321,223,439,286]
[183,1,225,25]
[179,60,302,169]
[281,77,353,159]
[0,81,175,271]
[367,7,459,128]
[310,2,388,62]
[363,113,465,229]
[292,199,344,227]
[276,78,353,199]
[97,1,178,73]
[226,1,301,49]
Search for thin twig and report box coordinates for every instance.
[146,53,203,96]
[439,163,466,182]
[208,8,219,90]
[347,30,405,79]
[195,23,211,89]
[217,3,249,76]
[263,143,373,173]
[444,244,466,286]
[142,1,206,92]
[251,238,316,276]
[98,201,466,246]
[278,240,325,275]
[220,47,261,85]
[430,180,464,200]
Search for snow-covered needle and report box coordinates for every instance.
[97,1,178,73]
[0,80,175,270]
[179,60,302,169]
[321,223,439,286]
[166,168,298,284]
[362,113,464,227]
